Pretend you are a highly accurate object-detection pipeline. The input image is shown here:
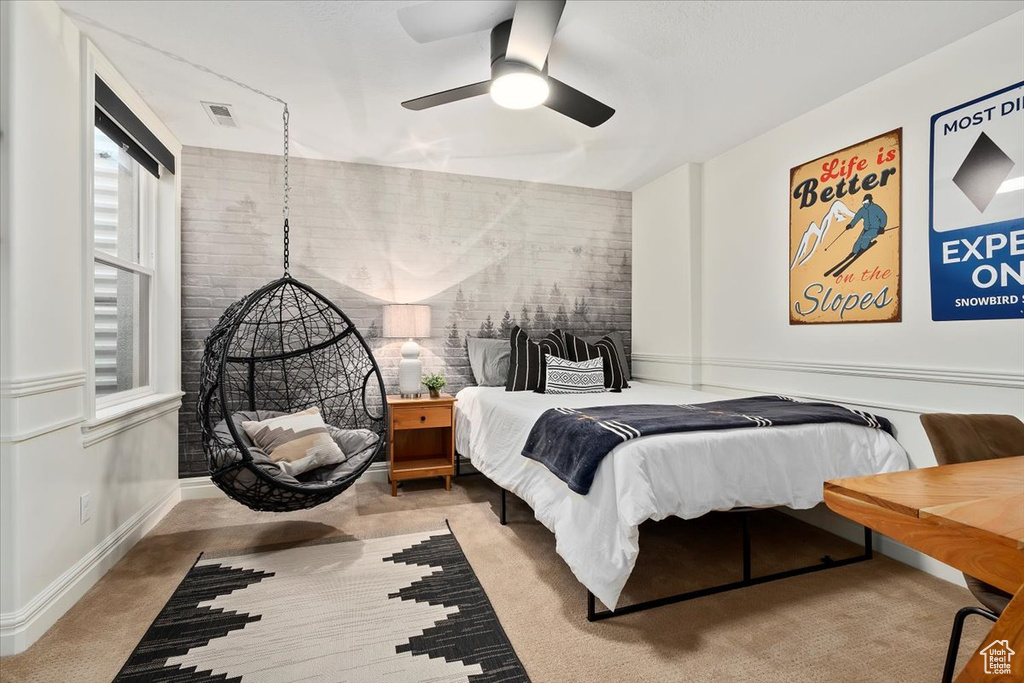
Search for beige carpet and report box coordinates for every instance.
[0,476,989,682]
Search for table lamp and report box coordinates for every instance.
[382,304,432,398]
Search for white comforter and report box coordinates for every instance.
[455,382,908,610]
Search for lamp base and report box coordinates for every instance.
[398,340,423,398]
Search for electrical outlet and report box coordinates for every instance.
[80,492,91,524]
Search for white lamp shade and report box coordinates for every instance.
[382,304,431,339]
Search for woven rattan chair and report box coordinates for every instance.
[198,276,387,512]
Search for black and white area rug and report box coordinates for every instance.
[115,524,530,682]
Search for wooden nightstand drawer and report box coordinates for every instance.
[393,406,451,430]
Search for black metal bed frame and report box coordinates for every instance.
[495,486,874,622]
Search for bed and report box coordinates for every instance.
[454,381,909,615]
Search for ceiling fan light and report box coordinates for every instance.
[490,72,550,110]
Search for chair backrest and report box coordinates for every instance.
[919,413,1024,466]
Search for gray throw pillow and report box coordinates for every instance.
[467,337,511,386]
[583,331,631,381]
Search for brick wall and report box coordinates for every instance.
[179,146,632,476]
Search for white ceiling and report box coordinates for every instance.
[60,0,1022,191]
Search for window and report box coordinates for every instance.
[80,54,182,444]
[89,75,175,408]
[92,126,154,403]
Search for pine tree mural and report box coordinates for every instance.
[553,304,569,330]
[453,286,470,321]
[549,283,564,307]
[478,315,496,338]
[177,157,630,469]
[529,282,544,309]
[444,321,462,359]
[534,304,551,333]
[571,296,590,333]
[441,284,474,387]
[498,310,514,338]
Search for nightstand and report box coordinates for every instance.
[386,394,457,496]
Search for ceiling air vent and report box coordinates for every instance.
[202,101,237,127]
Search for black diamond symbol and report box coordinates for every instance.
[952,132,1015,212]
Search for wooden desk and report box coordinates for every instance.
[825,456,1024,682]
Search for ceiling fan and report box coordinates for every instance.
[400,0,615,128]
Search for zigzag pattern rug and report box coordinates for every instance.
[115,524,530,682]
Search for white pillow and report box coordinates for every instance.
[241,408,346,477]
[543,356,607,394]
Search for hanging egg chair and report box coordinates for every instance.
[197,106,387,512]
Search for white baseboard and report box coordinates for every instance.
[178,474,227,500]
[0,483,181,656]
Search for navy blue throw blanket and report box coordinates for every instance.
[521,396,894,495]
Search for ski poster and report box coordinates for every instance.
[789,129,902,324]
[929,81,1024,321]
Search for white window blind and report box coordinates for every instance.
[92,127,151,401]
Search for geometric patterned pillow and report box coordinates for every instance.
[543,356,607,394]
[241,408,346,477]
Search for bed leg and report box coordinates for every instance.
[500,489,507,525]
[587,591,597,622]
[864,525,873,559]
[741,512,752,582]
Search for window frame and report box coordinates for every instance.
[82,46,177,423]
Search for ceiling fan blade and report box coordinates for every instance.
[544,77,615,127]
[506,0,566,71]
[398,1,516,43]
[402,81,492,110]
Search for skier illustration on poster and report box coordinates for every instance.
[824,194,895,277]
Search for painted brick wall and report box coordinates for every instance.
[179,146,632,476]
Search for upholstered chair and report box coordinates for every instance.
[919,413,1023,683]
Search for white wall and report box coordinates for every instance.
[0,0,182,655]
[633,12,1024,582]
[700,11,1024,449]
[632,163,702,386]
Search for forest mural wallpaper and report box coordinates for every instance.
[179,147,632,475]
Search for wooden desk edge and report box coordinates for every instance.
[823,489,1024,595]
[823,480,922,518]
[824,482,1024,552]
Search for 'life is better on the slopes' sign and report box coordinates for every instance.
[930,81,1024,321]
[789,129,902,324]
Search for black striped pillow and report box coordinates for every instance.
[547,328,568,358]
[563,332,630,391]
[505,326,567,392]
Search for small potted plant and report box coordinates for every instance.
[422,373,446,399]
